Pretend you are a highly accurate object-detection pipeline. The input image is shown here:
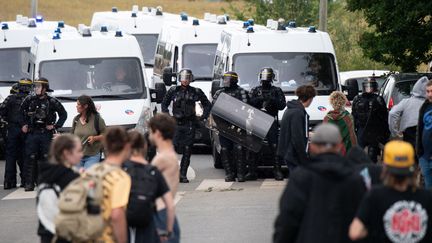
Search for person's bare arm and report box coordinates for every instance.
[152,154,168,172]
[111,207,127,243]
[349,217,368,241]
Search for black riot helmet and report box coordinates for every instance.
[222,71,239,88]
[18,78,33,94]
[259,67,275,84]
[362,76,378,94]
[178,69,194,86]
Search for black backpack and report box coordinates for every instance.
[123,161,159,228]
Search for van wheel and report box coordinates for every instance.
[212,143,222,169]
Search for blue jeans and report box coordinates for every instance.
[154,209,180,243]
[419,157,432,189]
[79,153,101,169]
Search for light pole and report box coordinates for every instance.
[31,0,38,18]
[319,0,327,32]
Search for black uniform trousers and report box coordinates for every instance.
[4,124,26,184]
[24,129,53,185]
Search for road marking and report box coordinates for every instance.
[195,179,233,191]
[259,179,287,189]
[174,191,186,205]
[2,188,37,200]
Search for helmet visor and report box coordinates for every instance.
[179,72,192,82]
[260,71,273,81]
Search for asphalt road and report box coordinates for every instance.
[0,152,286,243]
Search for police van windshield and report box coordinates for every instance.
[133,34,159,67]
[183,44,218,80]
[234,53,338,94]
[40,58,146,99]
[0,48,31,84]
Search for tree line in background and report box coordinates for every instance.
[225,0,432,72]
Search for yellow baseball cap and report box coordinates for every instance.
[383,140,415,175]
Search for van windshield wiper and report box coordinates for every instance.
[194,77,213,81]
[55,96,77,101]
[92,95,129,100]
[0,80,18,84]
[145,63,154,68]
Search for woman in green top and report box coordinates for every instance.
[323,91,357,155]
[71,95,106,169]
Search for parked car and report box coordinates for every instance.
[340,70,389,95]
[380,73,432,110]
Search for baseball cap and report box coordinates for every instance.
[310,123,341,145]
[383,140,415,175]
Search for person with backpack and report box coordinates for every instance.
[71,95,106,169]
[55,127,131,243]
[37,134,82,243]
[124,131,175,243]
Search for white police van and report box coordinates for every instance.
[156,13,242,98]
[90,5,180,87]
[29,26,165,131]
[0,15,76,102]
[210,20,343,167]
[155,13,243,144]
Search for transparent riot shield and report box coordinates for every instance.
[210,92,274,152]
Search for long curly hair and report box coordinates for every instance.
[329,91,347,111]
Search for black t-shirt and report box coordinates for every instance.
[357,185,432,243]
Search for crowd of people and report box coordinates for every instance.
[2,70,432,242]
[273,75,432,243]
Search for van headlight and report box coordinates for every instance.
[135,106,152,134]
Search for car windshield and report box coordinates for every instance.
[40,58,146,99]
[183,44,217,80]
[133,34,159,67]
[233,52,338,94]
[392,80,415,105]
[0,48,31,83]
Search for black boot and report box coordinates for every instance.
[272,144,284,181]
[221,148,235,182]
[245,151,258,181]
[24,154,36,192]
[24,183,34,191]
[235,145,246,182]
[4,181,16,190]
[179,146,191,183]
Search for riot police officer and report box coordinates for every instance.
[21,78,67,191]
[212,71,249,182]
[0,79,32,189]
[352,77,389,163]
[248,68,286,181]
[161,69,211,183]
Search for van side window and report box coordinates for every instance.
[154,42,166,76]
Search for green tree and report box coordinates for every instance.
[226,0,318,26]
[346,0,432,72]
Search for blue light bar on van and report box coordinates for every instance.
[115,30,123,37]
[131,12,137,18]
[192,19,199,26]
[243,21,250,28]
[57,21,65,28]
[287,21,296,28]
[308,26,317,33]
[52,33,61,40]
[1,23,9,30]
[112,7,118,13]
[54,28,62,34]
[100,26,108,32]
[246,26,254,33]
[248,19,255,26]
[36,15,44,23]
[180,13,188,21]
